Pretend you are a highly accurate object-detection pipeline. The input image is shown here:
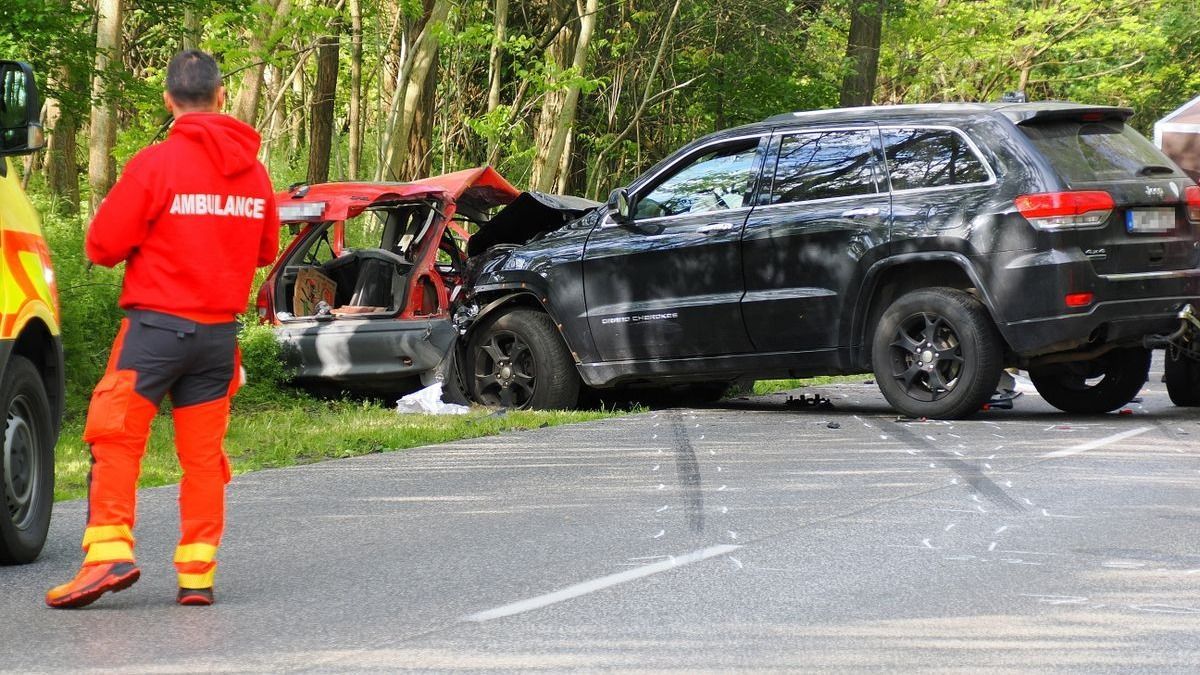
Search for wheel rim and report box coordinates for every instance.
[888,312,965,402]
[4,394,40,530]
[473,330,536,408]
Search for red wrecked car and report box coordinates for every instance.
[257,167,520,395]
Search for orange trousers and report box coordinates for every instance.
[81,311,240,589]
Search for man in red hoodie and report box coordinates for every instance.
[46,50,280,609]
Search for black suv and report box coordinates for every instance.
[458,103,1200,419]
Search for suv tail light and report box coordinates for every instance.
[1186,185,1200,223]
[1015,191,1115,230]
[256,285,274,324]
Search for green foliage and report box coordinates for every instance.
[235,320,300,409]
[35,196,123,414]
[54,399,619,501]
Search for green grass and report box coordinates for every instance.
[53,388,618,501]
[751,375,871,396]
[52,375,870,502]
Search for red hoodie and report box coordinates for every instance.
[86,113,281,321]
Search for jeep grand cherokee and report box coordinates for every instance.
[457,102,1200,419]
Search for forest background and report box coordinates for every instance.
[0,0,1198,493]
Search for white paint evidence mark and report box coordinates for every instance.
[1042,426,1152,459]
[462,544,742,623]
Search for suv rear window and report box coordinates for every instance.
[1019,120,1181,183]
[882,128,990,191]
[770,130,877,204]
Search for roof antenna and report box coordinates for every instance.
[1001,91,1028,103]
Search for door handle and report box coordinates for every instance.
[841,207,881,219]
[698,222,735,234]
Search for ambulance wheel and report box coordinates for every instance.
[0,356,54,565]
[1164,352,1200,406]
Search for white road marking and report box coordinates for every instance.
[461,544,742,622]
[1042,426,1152,458]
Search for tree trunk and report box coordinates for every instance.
[181,7,202,49]
[839,0,885,107]
[530,0,599,192]
[402,48,438,180]
[307,25,342,184]
[380,0,450,181]
[87,0,123,215]
[347,0,364,178]
[231,0,293,126]
[46,67,84,213]
[485,0,508,161]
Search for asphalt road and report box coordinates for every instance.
[2,358,1199,673]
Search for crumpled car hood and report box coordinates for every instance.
[467,191,601,257]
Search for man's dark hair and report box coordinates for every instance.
[166,50,222,107]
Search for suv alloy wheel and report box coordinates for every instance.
[872,288,1003,419]
[467,308,580,410]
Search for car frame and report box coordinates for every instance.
[457,102,1200,418]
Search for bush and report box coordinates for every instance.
[235,320,299,407]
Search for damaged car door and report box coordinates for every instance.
[582,134,768,361]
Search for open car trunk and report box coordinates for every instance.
[276,201,442,321]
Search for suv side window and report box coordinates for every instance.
[770,130,877,204]
[635,140,760,219]
[882,127,989,191]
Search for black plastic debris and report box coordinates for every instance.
[827,421,841,429]
[785,393,833,409]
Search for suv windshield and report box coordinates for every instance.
[1019,120,1182,184]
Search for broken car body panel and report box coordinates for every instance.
[261,167,520,391]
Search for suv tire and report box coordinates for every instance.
[467,308,580,410]
[1164,352,1200,407]
[0,356,54,565]
[1029,347,1150,414]
[872,288,1002,420]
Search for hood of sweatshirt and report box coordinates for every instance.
[170,113,263,177]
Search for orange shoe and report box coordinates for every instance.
[177,587,214,606]
[45,562,141,609]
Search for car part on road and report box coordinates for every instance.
[1028,347,1151,414]
[0,357,55,564]
[872,288,1003,420]
[467,308,580,409]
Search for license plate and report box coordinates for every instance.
[1126,208,1176,233]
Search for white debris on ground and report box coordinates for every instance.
[396,382,471,415]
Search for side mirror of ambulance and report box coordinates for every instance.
[0,61,45,156]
